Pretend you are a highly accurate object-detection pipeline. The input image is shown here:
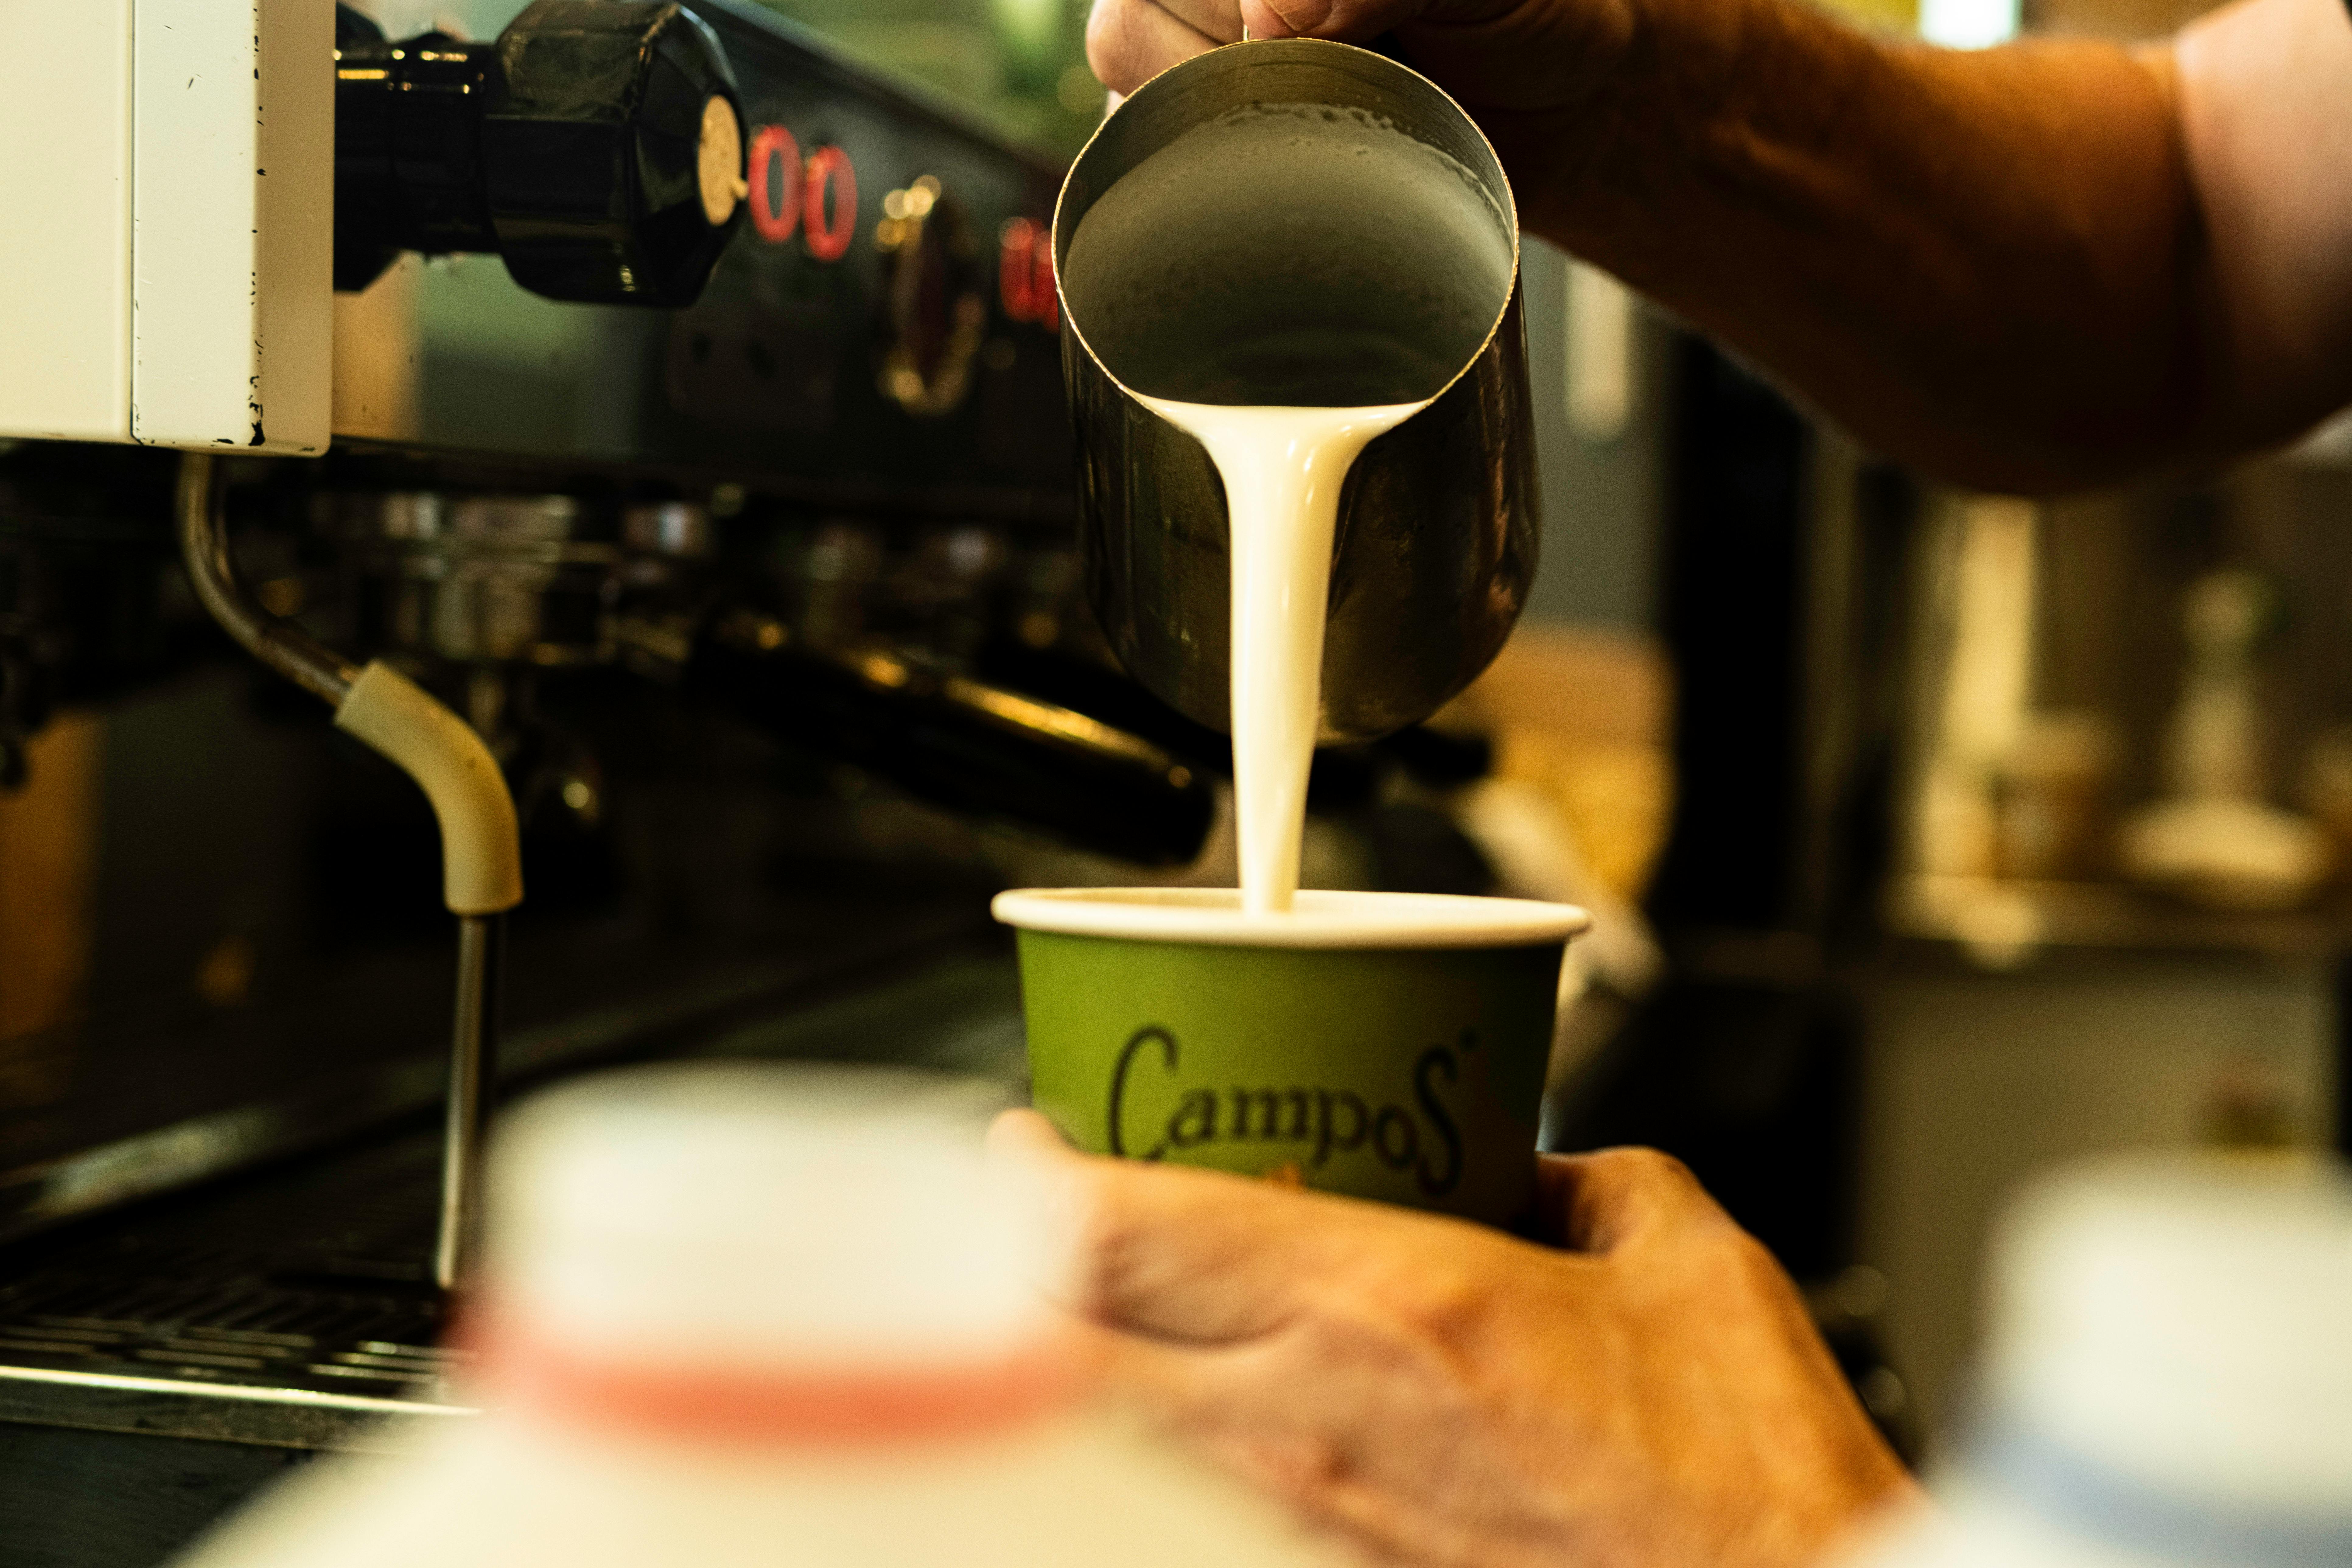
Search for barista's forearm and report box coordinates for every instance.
[1470,1,2213,493]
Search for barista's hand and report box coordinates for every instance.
[992,1109,1920,1568]
[1085,0,1635,116]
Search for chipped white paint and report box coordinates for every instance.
[0,1,331,453]
[132,0,331,453]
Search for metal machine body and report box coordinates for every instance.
[0,7,1124,1559]
[333,0,1074,501]
[0,8,1520,1560]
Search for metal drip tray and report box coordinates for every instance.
[0,1127,476,1452]
[0,946,1027,1458]
[0,1272,465,1425]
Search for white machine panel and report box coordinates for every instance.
[132,0,332,453]
[0,0,331,455]
[0,2,135,443]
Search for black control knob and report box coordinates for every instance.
[334,1,747,307]
[485,2,747,305]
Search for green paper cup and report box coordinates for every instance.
[993,887,1589,1229]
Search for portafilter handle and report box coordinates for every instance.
[631,607,1218,870]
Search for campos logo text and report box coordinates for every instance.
[1106,1025,1472,1197]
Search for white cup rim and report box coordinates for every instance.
[990,887,1590,950]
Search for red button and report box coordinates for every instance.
[747,125,799,243]
[803,145,856,262]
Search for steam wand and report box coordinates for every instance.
[176,455,524,1293]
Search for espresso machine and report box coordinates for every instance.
[0,3,1244,1557]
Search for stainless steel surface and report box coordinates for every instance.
[327,1,1073,518]
[436,915,502,1292]
[354,493,622,667]
[0,1363,468,1452]
[175,455,359,707]
[1051,40,1540,744]
[0,1183,469,1439]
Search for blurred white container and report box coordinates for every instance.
[1852,1152,2352,1567]
[173,1065,1337,1568]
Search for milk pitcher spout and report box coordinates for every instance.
[1052,38,1540,744]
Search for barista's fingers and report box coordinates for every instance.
[1098,1335,1438,1562]
[1084,0,1447,96]
[1070,1160,1356,1341]
[1087,0,1224,94]
[1241,0,1440,38]
[1100,1335,1350,1484]
[1047,1138,1488,1347]
[989,1112,1544,1352]
[1097,1330,1230,1415]
[991,1111,1313,1338]
[1536,1146,1734,1256]
[1151,0,1249,44]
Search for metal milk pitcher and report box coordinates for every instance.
[1051,38,1538,745]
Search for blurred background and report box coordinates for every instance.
[3,1,2347,1545]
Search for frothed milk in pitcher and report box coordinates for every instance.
[1062,103,1516,913]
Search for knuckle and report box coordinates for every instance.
[1312,1251,1500,1398]
[1311,1217,1498,1343]
[1390,1259,1489,1341]
[1066,1170,1156,1293]
[1589,1144,1706,1206]
[1159,1394,1351,1510]
[1249,1429,1351,1503]
[1701,1227,1793,1306]
[1270,0,1339,33]
[1621,1146,1701,1189]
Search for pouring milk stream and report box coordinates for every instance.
[1062,100,1515,914]
[1136,399,1424,912]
